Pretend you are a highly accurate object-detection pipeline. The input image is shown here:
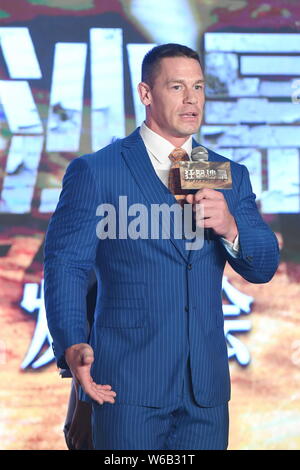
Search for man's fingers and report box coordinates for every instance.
[82,387,116,405]
[91,384,117,397]
[80,380,117,405]
[75,369,115,395]
[194,188,223,203]
[93,384,112,390]
[186,190,224,210]
[90,385,116,397]
[185,194,194,204]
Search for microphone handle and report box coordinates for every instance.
[189,189,212,243]
[190,198,211,243]
[205,228,211,243]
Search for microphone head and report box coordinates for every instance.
[191,146,209,162]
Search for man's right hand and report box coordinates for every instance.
[65,343,116,405]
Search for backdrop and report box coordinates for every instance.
[0,0,300,450]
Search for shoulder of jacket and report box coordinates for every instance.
[206,147,246,174]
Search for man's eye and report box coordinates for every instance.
[172,85,182,90]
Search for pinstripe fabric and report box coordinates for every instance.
[92,356,228,450]
[44,128,279,417]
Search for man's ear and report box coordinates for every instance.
[138,82,152,106]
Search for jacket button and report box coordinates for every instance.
[185,306,189,312]
[187,264,192,270]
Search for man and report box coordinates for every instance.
[44,43,279,450]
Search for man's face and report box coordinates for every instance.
[139,56,205,144]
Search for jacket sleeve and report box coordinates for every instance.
[43,157,99,367]
[222,164,280,284]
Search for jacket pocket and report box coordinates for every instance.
[98,282,146,327]
[98,308,145,328]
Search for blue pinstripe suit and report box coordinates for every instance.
[44,128,279,448]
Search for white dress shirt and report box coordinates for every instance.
[139,122,239,256]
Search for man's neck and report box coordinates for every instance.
[144,121,191,148]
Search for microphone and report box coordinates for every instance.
[191,145,210,241]
[179,146,232,244]
[191,145,209,162]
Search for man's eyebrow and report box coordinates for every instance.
[167,79,205,84]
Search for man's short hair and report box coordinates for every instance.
[141,43,202,87]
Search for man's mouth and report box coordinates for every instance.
[179,112,199,119]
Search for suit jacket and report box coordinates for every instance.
[44,128,279,408]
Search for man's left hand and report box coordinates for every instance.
[186,188,238,242]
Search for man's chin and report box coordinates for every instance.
[175,124,200,137]
[176,118,202,135]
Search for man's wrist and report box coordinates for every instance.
[222,219,238,243]
[221,233,240,255]
[64,343,83,375]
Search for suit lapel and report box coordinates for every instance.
[121,129,189,263]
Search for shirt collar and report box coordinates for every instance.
[139,122,192,165]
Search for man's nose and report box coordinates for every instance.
[183,88,198,104]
